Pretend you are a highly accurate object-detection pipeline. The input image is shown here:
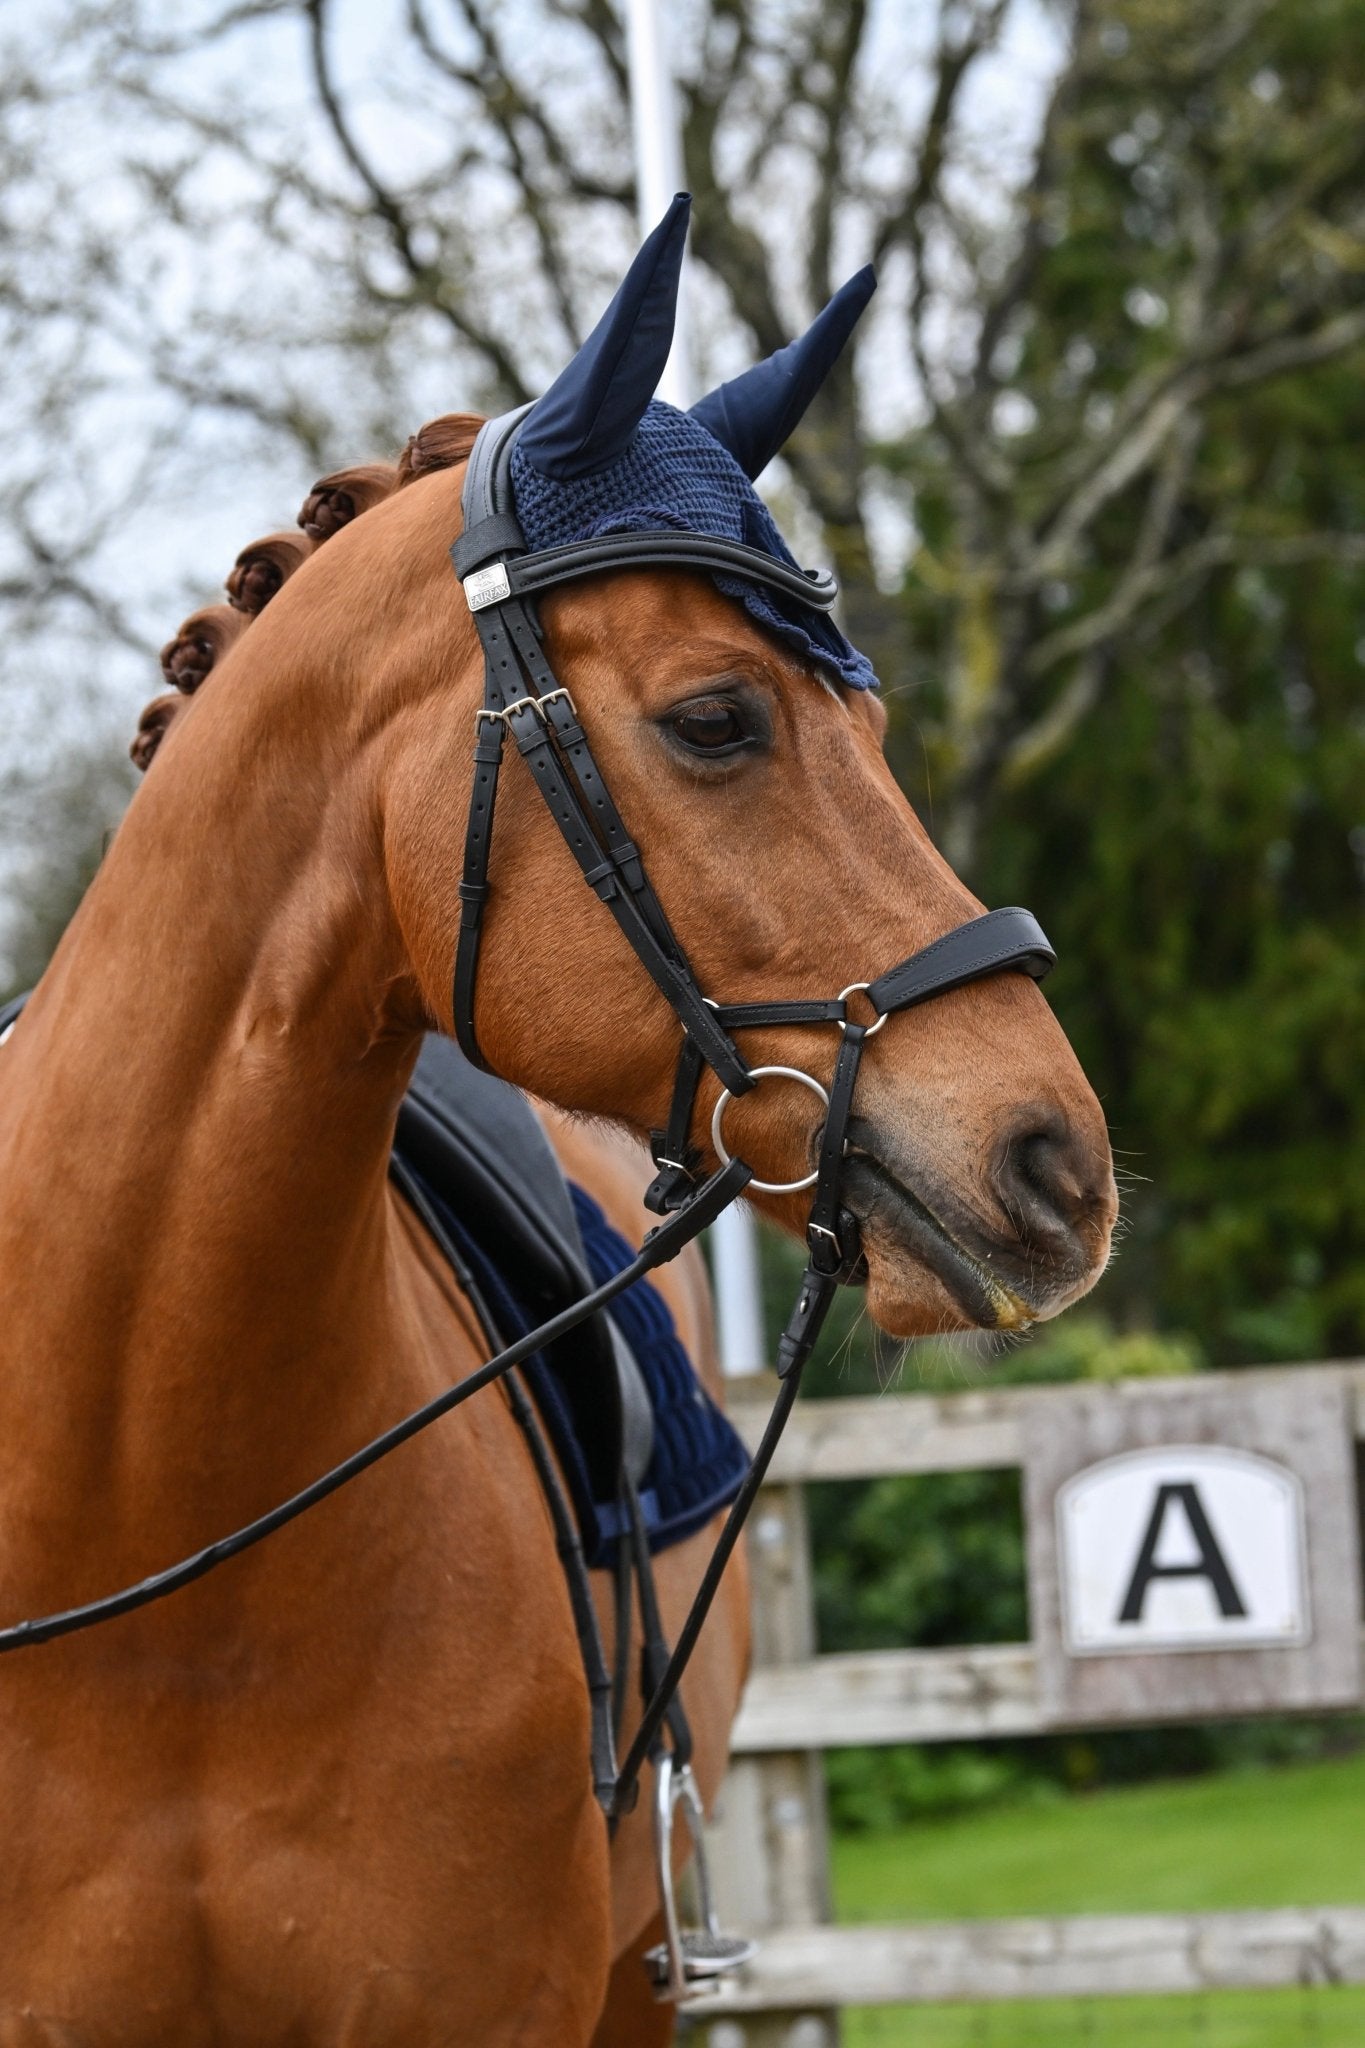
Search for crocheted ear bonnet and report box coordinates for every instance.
[510,194,877,693]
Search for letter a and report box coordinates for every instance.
[1117,1482,1247,1625]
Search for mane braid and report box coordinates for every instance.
[130,693,182,775]
[299,462,399,542]
[225,531,315,615]
[160,605,246,694]
[395,413,483,487]
[131,417,486,773]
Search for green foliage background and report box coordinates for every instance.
[962,367,1365,1364]
[881,0,1365,1364]
[768,1,1365,1814]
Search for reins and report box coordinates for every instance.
[0,1154,747,1661]
[0,406,1056,1845]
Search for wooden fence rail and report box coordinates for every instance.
[695,1361,1365,2045]
[726,1361,1365,1481]
[703,1907,1365,2012]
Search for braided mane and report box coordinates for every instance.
[132,413,484,770]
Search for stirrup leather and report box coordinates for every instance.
[642,1753,757,2003]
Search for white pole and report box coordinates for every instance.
[708,1192,769,1379]
[623,0,767,1379]
[623,0,689,408]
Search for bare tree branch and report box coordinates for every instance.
[420,0,582,344]
[1030,301,1365,583]
[970,1,1089,398]
[1218,304,1365,389]
[878,0,1016,504]
[544,0,629,100]
[806,0,869,308]
[409,0,630,209]
[304,0,532,401]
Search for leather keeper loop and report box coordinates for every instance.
[451,512,526,577]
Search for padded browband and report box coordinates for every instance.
[454,408,840,614]
[500,535,838,611]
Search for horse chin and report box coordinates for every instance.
[844,1153,1038,1340]
[862,1239,1035,1341]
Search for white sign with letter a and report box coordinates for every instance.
[1024,1371,1361,1724]
[1057,1445,1308,1655]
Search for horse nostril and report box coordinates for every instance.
[995,1113,1099,1243]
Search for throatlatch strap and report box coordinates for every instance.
[453,713,508,1069]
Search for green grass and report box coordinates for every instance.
[828,1751,1365,2048]
[832,1749,1365,1921]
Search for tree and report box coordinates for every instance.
[926,0,1365,1357]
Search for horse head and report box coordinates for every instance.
[139,198,1116,1344]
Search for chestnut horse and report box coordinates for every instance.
[0,292,1116,2048]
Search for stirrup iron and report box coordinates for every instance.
[642,1753,757,2003]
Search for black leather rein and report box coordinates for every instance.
[0,406,1055,1831]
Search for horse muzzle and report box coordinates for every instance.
[843,1119,1116,1333]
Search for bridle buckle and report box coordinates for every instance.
[477,686,579,732]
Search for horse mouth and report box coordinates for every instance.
[841,1151,1034,1332]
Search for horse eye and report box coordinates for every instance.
[669,702,749,754]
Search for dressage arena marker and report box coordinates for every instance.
[1027,1370,1359,1721]
[697,1360,1365,2043]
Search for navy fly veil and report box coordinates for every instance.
[509,193,878,694]
[512,404,876,693]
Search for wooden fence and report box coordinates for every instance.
[693,1361,1365,2046]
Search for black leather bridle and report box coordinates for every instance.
[450,409,1055,1810]
[0,407,1054,1836]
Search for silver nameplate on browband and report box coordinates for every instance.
[463,562,512,611]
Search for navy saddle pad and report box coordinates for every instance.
[0,996,749,1566]
[398,1034,750,1565]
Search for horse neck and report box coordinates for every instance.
[0,626,444,1561]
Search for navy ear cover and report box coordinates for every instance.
[690,266,876,480]
[517,194,691,482]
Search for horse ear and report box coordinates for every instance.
[690,266,876,481]
[516,194,691,482]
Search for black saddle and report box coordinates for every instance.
[397,1033,655,1510]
